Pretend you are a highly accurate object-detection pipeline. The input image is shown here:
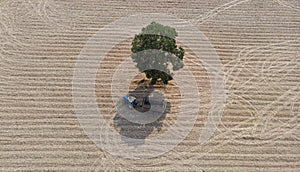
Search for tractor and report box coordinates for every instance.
[123,95,151,109]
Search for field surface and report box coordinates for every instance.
[0,0,299,171]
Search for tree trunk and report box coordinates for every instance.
[150,78,157,85]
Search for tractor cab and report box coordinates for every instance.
[123,95,138,109]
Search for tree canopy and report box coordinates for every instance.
[131,22,185,85]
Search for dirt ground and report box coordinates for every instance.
[0,0,299,171]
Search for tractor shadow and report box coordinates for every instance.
[113,85,171,146]
[129,85,154,112]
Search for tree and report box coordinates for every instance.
[131,22,185,85]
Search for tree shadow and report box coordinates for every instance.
[113,85,171,146]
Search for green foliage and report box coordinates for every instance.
[131,22,185,85]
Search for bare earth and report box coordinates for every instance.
[0,0,299,171]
